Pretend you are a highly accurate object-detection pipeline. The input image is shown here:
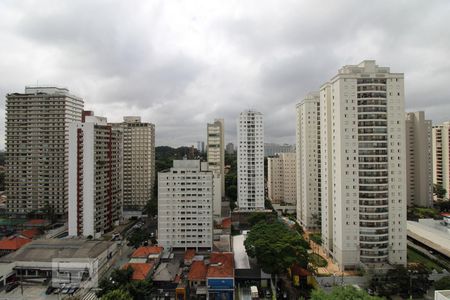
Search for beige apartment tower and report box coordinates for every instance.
[5,87,84,216]
[268,153,297,211]
[112,117,155,210]
[296,92,321,230]
[207,119,225,198]
[320,61,407,270]
[433,122,450,199]
[405,112,433,207]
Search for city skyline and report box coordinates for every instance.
[1,1,450,148]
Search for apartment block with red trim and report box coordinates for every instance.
[68,111,123,238]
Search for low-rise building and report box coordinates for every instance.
[207,252,234,300]
[130,246,163,264]
[0,237,31,257]
[122,262,155,281]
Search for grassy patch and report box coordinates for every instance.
[407,247,443,272]
[310,253,328,267]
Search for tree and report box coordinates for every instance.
[434,184,447,200]
[369,265,431,298]
[244,220,309,275]
[248,211,276,227]
[225,185,237,201]
[97,267,133,297]
[128,279,155,300]
[434,275,450,290]
[101,289,133,300]
[128,228,151,248]
[311,285,383,300]
[143,199,157,217]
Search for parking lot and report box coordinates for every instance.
[0,285,59,300]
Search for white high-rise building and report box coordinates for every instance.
[320,61,407,270]
[68,111,123,238]
[237,110,264,211]
[433,122,450,199]
[157,160,213,250]
[264,143,295,157]
[405,112,433,207]
[5,87,84,216]
[112,116,155,210]
[267,153,297,212]
[296,92,322,230]
[207,119,225,198]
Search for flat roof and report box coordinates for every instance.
[232,235,250,269]
[0,239,114,263]
[407,220,450,257]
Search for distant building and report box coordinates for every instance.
[197,141,205,153]
[68,111,123,238]
[238,110,264,211]
[158,160,213,250]
[267,153,296,212]
[296,92,322,230]
[226,143,235,154]
[112,116,155,210]
[405,112,433,207]
[5,86,84,216]
[433,121,450,199]
[264,143,295,157]
[207,119,225,200]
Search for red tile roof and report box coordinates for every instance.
[290,264,311,277]
[0,237,31,251]
[221,218,231,229]
[188,261,207,281]
[122,262,155,281]
[20,228,40,239]
[26,219,48,225]
[184,249,196,261]
[131,246,163,258]
[207,252,234,278]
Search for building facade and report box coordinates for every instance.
[68,111,123,238]
[112,117,155,210]
[267,153,296,205]
[264,143,295,157]
[157,160,213,250]
[320,61,407,270]
[226,143,235,155]
[433,122,450,199]
[296,92,322,230]
[237,110,264,211]
[405,112,433,207]
[207,119,225,198]
[5,86,84,216]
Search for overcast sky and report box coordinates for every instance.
[1,0,450,148]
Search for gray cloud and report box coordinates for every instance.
[1,0,450,148]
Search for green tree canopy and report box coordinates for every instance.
[311,285,383,300]
[101,289,133,300]
[434,183,447,200]
[244,220,309,274]
[434,275,450,290]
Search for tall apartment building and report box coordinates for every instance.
[68,111,123,238]
[5,86,84,216]
[112,117,155,210]
[320,60,407,270]
[267,152,296,206]
[296,92,322,230]
[207,119,225,199]
[433,122,450,199]
[157,160,213,250]
[237,110,264,211]
[405,112,433,207]
[264,143,295,157]
[226,143,235,154]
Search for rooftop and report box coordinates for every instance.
[0,237,31,251]
[0,239,114,262]
[188,261,207,281]
[184,249,196,262]
[131,246,163,258]
[123,262,155,281]
[153,259,181,282]
[207,252,234,278]
[19,228,41,239]
[407,220,450,257]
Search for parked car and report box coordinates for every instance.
[45,286,55,295]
